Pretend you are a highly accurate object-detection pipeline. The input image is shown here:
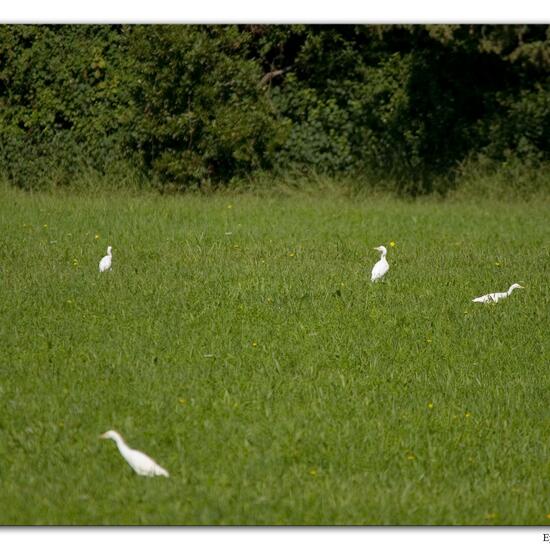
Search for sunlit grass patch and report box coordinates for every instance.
[0,186,548,525]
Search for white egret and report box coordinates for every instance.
[472,283,524,304]
[99,246,113,273]
[100,430,169,477]
[371,245,389,282]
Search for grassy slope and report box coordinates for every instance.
[0,186,549,525]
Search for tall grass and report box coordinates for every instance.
[0,184,548,524]
[3,158,549,200]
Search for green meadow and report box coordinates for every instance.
[0,184,549,525]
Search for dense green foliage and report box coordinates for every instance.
[1,185,549,524]
[0,25,548,193]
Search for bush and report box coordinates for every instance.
[0,25,130,189]
[0,24,548,195]
[482,83,550,165]
[123,26,284,189]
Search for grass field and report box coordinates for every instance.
[0,184,549,525]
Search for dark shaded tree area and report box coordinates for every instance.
[0,24,548,193]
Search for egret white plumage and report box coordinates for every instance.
[99,246,112,273]
[472,283,524,304]
[371,245,389,282]
[100,430,169,477]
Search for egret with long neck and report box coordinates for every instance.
[371,245,389,282]
[472,283,524,304]
[100,430,169,477]
[99,246,113,273]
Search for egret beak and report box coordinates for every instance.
[518,285,524,289]
[99,432,109,439]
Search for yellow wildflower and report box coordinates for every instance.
[95,234,100,240]
[427,402,433,409]
[252,342,257,347]
[389,241,396,247]
[309,468,317,477]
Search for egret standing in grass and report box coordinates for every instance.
[99,246,112,273]
[371,245,389,282]
[100,430,169,477]
[472,283,524,304]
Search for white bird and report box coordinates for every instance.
[100,430,169,477]
[472,283,524,304]
[99,246,113,273]
[371,245,389,282]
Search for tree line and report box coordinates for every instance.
[0,25,548,194]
